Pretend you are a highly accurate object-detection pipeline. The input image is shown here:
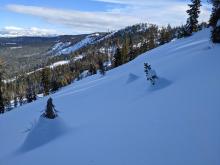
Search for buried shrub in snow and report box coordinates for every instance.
[144,63,158,85]
[42,97,58,119]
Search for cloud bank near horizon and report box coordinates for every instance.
[4,1,211,35]
[0,26,60,37]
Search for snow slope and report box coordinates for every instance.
[53,35,98,55]
[0,28,220,165]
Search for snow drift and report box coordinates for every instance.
[0,28,220,165]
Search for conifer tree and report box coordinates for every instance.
[18,83,25,106]
[121,37,129,63]
[41,68,51,96]
[186,0,202,35]
[42,97,57,119]
[114,48,122,67]
[0,89,4,114]
[26,78,35,103]
[177,25,189,38]
[209,0,220,43]
[14,96,18,108]
[98,59,106,76]
[146,25,158,50]
[128,35,136,61]
[159,27,167,45]
[88,63,97,75]
[0,60,4,114]
[51,71,60,92]
[51,80,60,92]
[144,63,158,85]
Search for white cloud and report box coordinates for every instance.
[5,1,211,34]
[101,0,211,25]
[0,26,60,37]
[6,4,140,33]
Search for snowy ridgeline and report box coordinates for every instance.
[0,28,220,165]
[50,34,100,56]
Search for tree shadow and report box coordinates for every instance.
[148,77,172,91]
[16,117,69,154]
[126,73,139,84]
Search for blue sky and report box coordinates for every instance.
[0,0,211,36]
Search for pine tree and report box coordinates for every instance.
[146,25,158,50]
[88,63,97,75]
[0,60,4,114]
[98,59,106,76]
[209,0,220,43]
[41,68,51,96]
[121,37,129,63]
[114,48,122,67]
[128,35,136,61]
[14,96,18,108]
[26,78,36,103]
[186,0,202,35]
[18,83,25,106]
[144,63,158,85]
[51,80,60,92]
[159,27,167,45]
[42,97,57,119]
[177,25,188,38]
[165,24,173,42]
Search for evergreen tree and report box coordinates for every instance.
[114,48,122,67]
[146,25,158,50]
[0,60,4,114]
[13,96,18,108]
[50,70,60,93]
[128,35,135,61]
[144,63,158,85]
[165,24,173,42]
[42,97,57,119]
[159,25,173,45]
[0,89,4,113]
[88,63,97,75]
[209,0,220,43]
[26,78,35,103]
[18,83,25,106]
[128,35,136,61]
[98,59,106,76]
[51,80,60,92]
[186,0,202,35]
[159,27,167,45]
[41,68,51,96]
[177,25,186,38]
[121,37,129,63]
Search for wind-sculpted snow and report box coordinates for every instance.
[0,28,220,165]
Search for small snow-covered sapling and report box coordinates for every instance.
[144,63,158,85]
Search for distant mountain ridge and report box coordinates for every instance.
[0,23,178,78]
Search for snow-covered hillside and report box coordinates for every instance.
[51,34,100,56]
[0,29,220,165]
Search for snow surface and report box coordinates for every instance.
[55,36,96,55]
[49,60,70,68]
[51,42,71,52]
[0,28,220,165]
